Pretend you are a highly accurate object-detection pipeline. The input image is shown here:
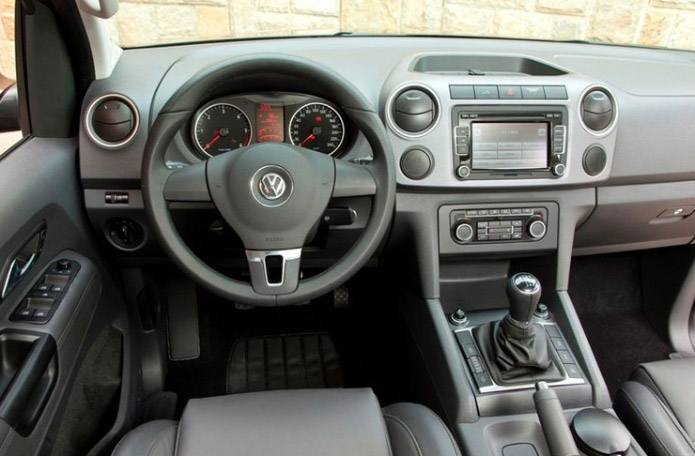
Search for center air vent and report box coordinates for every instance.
[389,86,439,137]
[580,88,615,133]
[85,94,139,148]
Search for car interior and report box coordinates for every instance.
[0,0,694,455]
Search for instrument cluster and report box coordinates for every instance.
[190,93,348,159]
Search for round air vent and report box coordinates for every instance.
[85,94,139,148]
[580,88,615,133]
[387,85,439,137]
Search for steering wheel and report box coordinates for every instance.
[142,55,396,306]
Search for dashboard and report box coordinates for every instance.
[77,36,695,280]
[188,93,350,158]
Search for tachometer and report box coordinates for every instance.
[289,102,345,155]
[193,103,251,157]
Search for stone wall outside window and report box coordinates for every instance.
[2,0,695,79]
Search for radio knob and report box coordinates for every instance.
[454,223,474,243]
[552,163,566,177]
[456,165,471,179]
[528,220,547,240]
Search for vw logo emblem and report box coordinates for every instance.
[258,173,287,200]
[251,165,293,207]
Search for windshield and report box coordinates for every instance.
[109,0,693,51]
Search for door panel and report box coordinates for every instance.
[0,138,132,455]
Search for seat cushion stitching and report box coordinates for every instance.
[384,413,423,456]
[639,367,695,444]
[427,408,462,456]
[146,423,177,456]
[617,388,677,456]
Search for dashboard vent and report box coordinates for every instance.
[388,85,439,137]
[580,88,615,133]
[85,94,139,148]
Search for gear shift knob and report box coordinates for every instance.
[506,272,542,324]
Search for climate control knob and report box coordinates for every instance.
[454,223,474,243]
[528,220,547,240]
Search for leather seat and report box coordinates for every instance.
[615,358,695,456]
[112,388,461,456]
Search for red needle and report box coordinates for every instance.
[204,133,221,150]
[298,133,316,147]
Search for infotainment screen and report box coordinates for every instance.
[471,122,549,170]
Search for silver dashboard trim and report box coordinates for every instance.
[385,82,442,139]
[84,93,140,149]
[577,84,619,138]
[454,324,586,394]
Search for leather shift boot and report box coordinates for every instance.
[475,317,564,384]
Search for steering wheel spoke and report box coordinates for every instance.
[163,162,211,202]
[332,159,376,198]
[246,248,302,296]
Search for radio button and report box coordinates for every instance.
[511,208,522,215]
[521,86,545,99]
[474,86,499,99]
[455,144,470,157]
[450,85,475,100]
[528,220,547,240]
[478,209,488,215]
[454,224,474,243]
[500,209,511,215]
[456,165,471,179]
[499,86,521,99]
[552,163,567,177]
[454,126,470,137]
[544,86,568,100]
[489,209,500,216]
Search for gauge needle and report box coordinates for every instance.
[204,132,221,150]
[299,133,316,147]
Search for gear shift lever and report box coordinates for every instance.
[474,272,559,383]
[506,273,542,325]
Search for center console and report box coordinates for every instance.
[383,53,639,455]
[445,274,645,456]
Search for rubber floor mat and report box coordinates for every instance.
[226,332,343,394]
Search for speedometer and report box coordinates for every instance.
[289,102,345,155]
[193,103,251,158]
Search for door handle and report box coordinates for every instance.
[1,225,46,299]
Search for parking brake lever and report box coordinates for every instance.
[533,382,580,456]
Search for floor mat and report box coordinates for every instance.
[226,332,343,393]
[569,253,672,398]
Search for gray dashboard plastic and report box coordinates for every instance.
[78,36,695,259]
[80,36,695,189]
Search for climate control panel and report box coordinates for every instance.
[438,202,558,255]
[450,207,548,244]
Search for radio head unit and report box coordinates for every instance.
[453,106,568,180]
